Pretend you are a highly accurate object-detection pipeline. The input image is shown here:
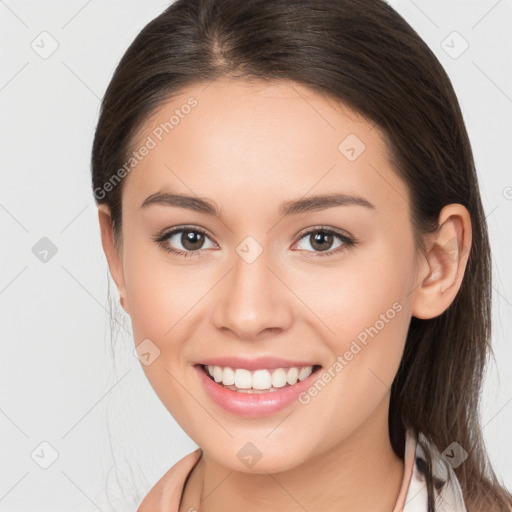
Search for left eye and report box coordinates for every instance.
[294,229,354,254]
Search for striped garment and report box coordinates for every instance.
[398,429,467,511]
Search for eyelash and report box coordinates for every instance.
[154,225,358,259]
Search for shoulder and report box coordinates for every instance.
[137,448,203,512]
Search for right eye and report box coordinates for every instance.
[155,226,218,257]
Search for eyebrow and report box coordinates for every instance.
[140,191,375,216]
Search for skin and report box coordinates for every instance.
[98,77,472,512]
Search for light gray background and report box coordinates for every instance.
[1,1,511,510]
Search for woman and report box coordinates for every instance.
[91,0,512,510]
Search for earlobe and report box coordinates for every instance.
[411,204,472,320]
[97,205,129,314]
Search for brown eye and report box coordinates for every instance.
[156,227,217,256]
[309,232,334,251]
[294,228,356,257]
[181,230,206,250]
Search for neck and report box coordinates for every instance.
[180,401,405,512]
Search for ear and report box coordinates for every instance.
[97,205,129,314]
[411,204,472,320]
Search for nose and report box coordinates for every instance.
[211,248,294,340]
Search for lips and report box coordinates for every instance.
[194,362,323,417]
[195,355,321,371]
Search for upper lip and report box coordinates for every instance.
[195,356,321,371]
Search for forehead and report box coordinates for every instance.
[123,78,408,215]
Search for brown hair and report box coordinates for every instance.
[91,0,512,509]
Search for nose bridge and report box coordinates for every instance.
[211,239,293,338]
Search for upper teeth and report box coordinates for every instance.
[206,365,314,389]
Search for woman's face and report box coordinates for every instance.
[110,78,423,472]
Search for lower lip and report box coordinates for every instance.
[194,364,322,417]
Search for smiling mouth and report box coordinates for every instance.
[198,363,323,394]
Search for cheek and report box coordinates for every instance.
[294,238,413,389]
[292,272,410,445]
[122,239,209,340]
[121,245,207,414]
[294,237,412,338]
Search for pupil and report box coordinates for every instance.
[182,230,204,250]
[311,232,332,251]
